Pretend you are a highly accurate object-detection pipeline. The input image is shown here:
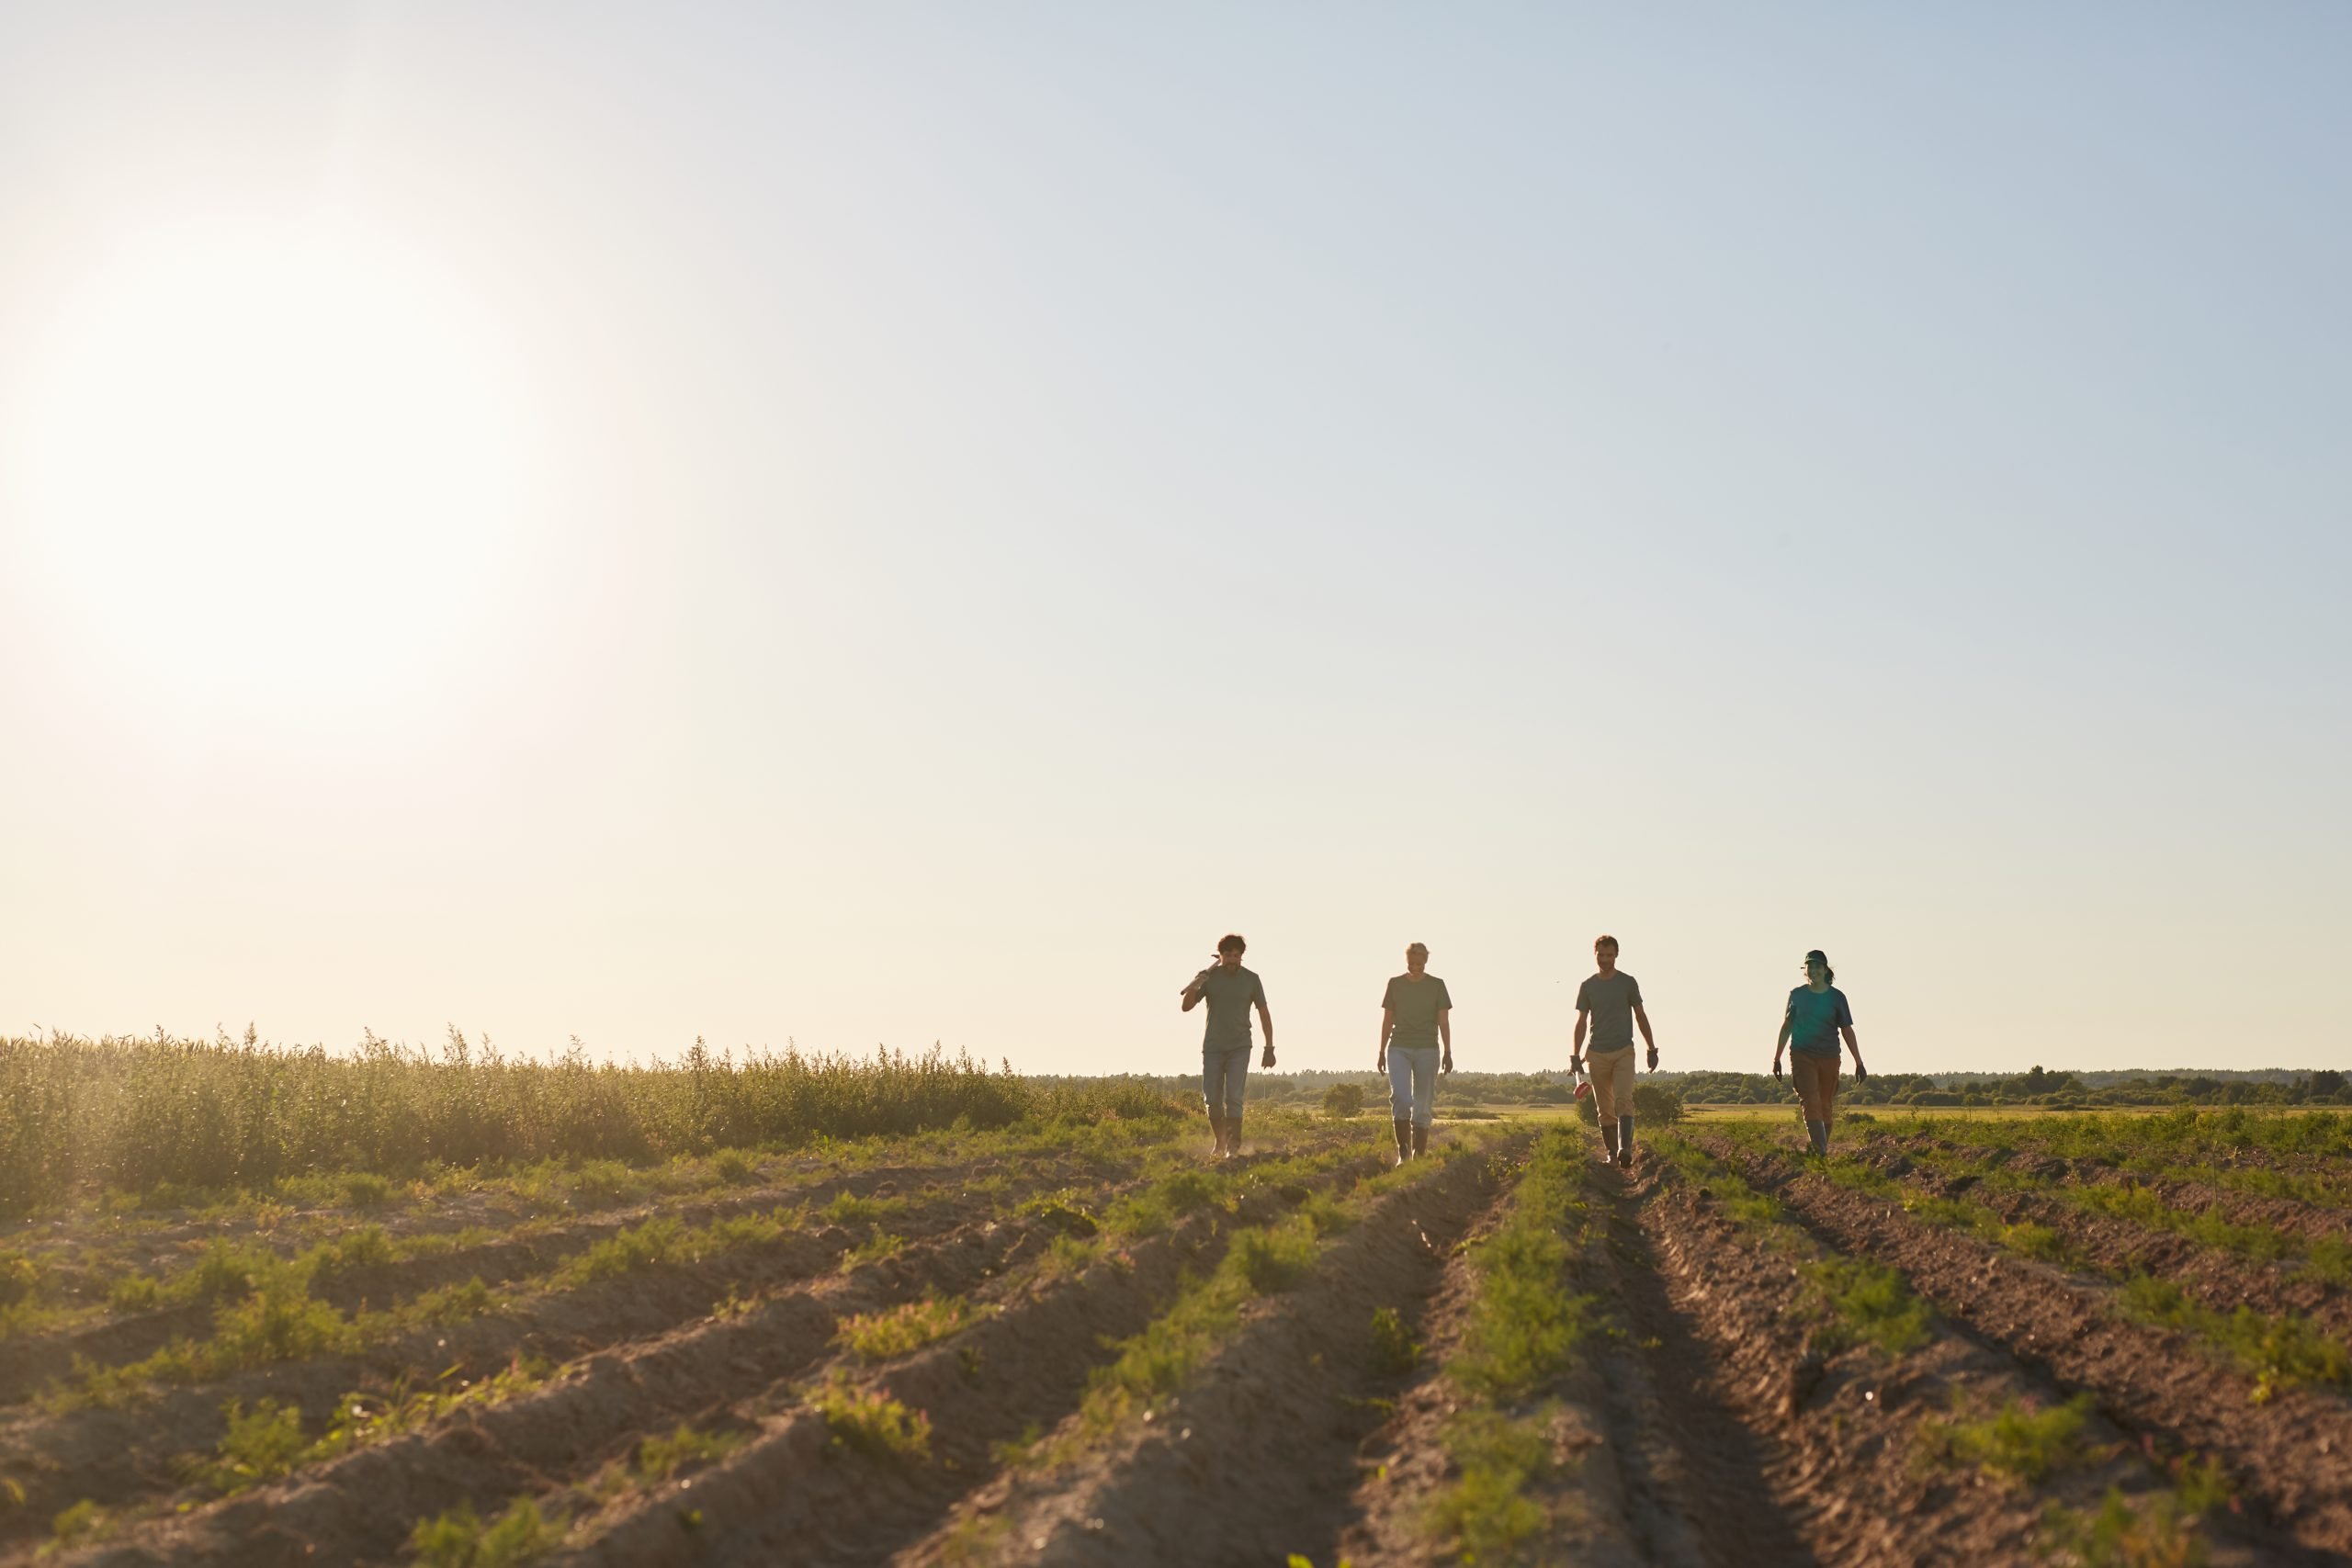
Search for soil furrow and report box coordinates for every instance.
[1744,1148,2352,1558]
[525,1142,1397,1566]
[898,1142,1512,1567]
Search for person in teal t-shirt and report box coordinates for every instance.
[1771,949,1867,1155]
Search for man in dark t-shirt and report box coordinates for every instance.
[1181,933,1273,1159]
[1572,933,1658,1169]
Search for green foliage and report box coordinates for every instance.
[1630,1082,1685,1123]
[2119,1276,2349,1400]
[2040,1488,2209,1568]
[841,1228,906,1272]
[814,1374,933,1462]
[406,1497,566,1567]
[710,1147,758,1185]
[1804,1254,1932,1355]
[182,1397,309,1495]
[1321,1083,1366,1120]
[1230,1219,1318,1293]
[1425,1407,1551,1562]
[1445,1134,1599,1400]
[342,1171,397,1210]
[0,1032,1119,1220]
[636,1423,744,1482]
[1921,1392,2093,1485]
[1369,1305,1420,1373]
[1013,1189,1098,1235]
[835,1294,974,1361]
[51,1498,106,1545]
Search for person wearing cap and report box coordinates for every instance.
[1572,934,1657,1169]
[1773,949,1866,1155]
[1376,942,1453,1164]
[1181,933,1273,1159]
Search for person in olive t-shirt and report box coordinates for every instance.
[1376,942,1453,1164]
[1773,948,1866,1156]
[1572,934,1658,1170]
[1181,932,1273,1159]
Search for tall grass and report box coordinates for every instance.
[0,1031,1176,1217]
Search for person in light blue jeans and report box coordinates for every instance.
[1181,933,1274,1159]
[1376,942,1454,1163]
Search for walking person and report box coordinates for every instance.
[1570,934,1658,1169]
[1181,934,1273,1160]
[1376,942,1453,1165]
[1773,949,1866,1156]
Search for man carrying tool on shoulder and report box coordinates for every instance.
[1180,933,1273,1159]
[1571,933,1657,1170]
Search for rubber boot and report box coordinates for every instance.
[1411,1122,1428,1159]
[1806,1119,1828,1156]
[1226,1113,1243,1159]
[1208,1112,1227,1160]
[1617,1115,1634,1168]
[1393,1118,1413,1165]
[1600,1121,1619,1162]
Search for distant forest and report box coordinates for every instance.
[1045,1066,2352,1113]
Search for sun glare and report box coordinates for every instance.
[10,218,537,719]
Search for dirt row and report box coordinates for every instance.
[1707,1131,2352,1560]
[28,1130,1386,1567]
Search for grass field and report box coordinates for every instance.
[4,1033,2349,1564]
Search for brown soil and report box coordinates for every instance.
[900,1139,1516,1567]
[1726,1140,2352,1559]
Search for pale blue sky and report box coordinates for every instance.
[2,6,2346,1074]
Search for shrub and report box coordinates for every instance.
[835,1295,973,1362]
[1321,1083,1366,1120]
[1369,1305,1420,1373]
[636,1423,744,1482]
[1923,1393,2092,1485]
[815,1375,932,1462]
[185,1397,308,1495]
[1631,1083,1685,1124]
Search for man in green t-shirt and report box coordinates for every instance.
[1377,942,1453,1164]
[1181,933,1273,1159]
[1572,933,1657,1170]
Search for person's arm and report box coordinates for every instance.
[1257,998,1275,1067]
[1571,1009,1589,1070]
[1376,1006,1394,1071]
[1841,1025,1865,1079]
[1181,970,1208,1011]
[1438,1008,1453,1072]
[1772,1007,1792,1079]
[1636,1005,1657,1071]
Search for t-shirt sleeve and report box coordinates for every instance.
[1381,977,1396,1010]
[1574,978,1591,1012]
[1836,991,1854,1029]
[1628,977,1645,1009]
[1436,980,1453,1010]
[1250,975,1268,1009]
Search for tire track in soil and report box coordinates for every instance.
[1600,1161,1816,1568]
[891,1141,1517,1568]
[1733,1144,2352,1560]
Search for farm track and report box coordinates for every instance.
[29,1133,1384,1568]
[894,1136,1517,1567]
[1713,1134,2352,1560]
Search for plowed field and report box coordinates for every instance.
[8,1109,2346,1565]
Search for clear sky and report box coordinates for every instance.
[2,6,2346,1077]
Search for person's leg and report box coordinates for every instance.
[1224,1047,1250,1156]
[1815,1055,1840,1152]
[1792,1056,1831,1154]
[1411,1048,1437,1155]
[1590,1049,1623,1160]
[1203,1054,1227,1156]
[1604,1050,1637,1165]
[1387,1051,1414,1162]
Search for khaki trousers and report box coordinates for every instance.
[1792,1053,1841,1124]
[1588,1047,1637,1123]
